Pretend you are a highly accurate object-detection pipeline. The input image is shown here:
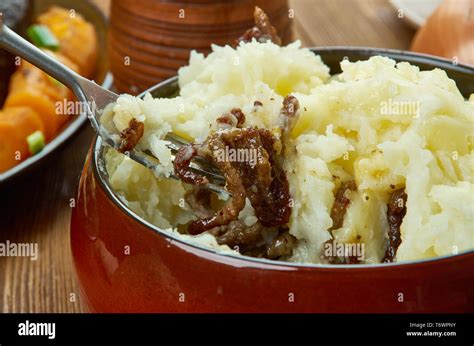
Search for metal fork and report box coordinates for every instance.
[0,22,227,195]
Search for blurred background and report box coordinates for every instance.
[0,0,472,312]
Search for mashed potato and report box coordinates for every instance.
[102,40,474,264]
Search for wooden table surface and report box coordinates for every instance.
[0,0,414,313]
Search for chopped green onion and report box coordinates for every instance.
[27,131,46,155]
[27,25,60,51]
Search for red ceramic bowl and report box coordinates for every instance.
[71,48,474,313]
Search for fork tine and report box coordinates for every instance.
[165,133,223,176]
[166,132,189,146]
[129,139,229,197]
[186,159,226,183]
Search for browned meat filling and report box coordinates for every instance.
[324,238,362,265]
[266,230,297,259]
[383,188,407,262]
[118,118,144,153]
[280,95,300,121]
[324,183,408,264]
[184,188,213,219]
[186,126,291,234]
[174,145,209,186]
[208,220,264,249]
[227,128,291,227]
[216,108,246,128]
[187,131,248,234]
[280,95,300,147]
[237,6,282,46]
[330,180,357,231]
[174,97,299,259]
[323,180,360,264]
[185,187,295,259]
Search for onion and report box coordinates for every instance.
[411,0,474,65]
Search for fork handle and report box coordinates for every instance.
[0,22,87,101]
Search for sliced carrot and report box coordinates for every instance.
[10,55,78,102]
[40,51,79,129]
[5,89,58,140]
[2,106,45,138]
[38,6,98,78]
[0,107,44,172]
[0,120,22,172]
[6,54,79,138]
[8,61,45,93]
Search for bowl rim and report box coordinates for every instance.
[91,46,474,270]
